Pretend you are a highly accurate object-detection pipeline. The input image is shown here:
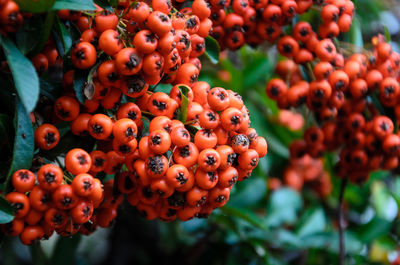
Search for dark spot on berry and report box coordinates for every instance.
[77,155,87,165]
[44,172,56,184]
[147,155,165,174]
[176,172,187,185]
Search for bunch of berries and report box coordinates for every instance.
[2,156,118,245]
[47,0,214,89]
[269,154,332,197]
[0,1,268,245]
[48,81,267,222]
[266,23,400,182]
[209,0,354,50]
[119,85,267,221]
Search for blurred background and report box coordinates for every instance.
[2,1,400,264]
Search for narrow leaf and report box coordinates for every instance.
[6,101,34,192]
[349,17,363,50]
[14,0,56,13]
[383,25,391,42]
[220,206,266,230]
[0,196,14,224]
[74,70,90,104]
[243,57,271,88]
[296,207,326,237]
[204,36,220,64]
[94,0,114,11]
[178,85,190,123]
[54,18,73,55]
[52,0,96,11]
[2,37,40,113]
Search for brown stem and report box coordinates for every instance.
[339,178,348,265]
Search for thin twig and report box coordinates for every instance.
[338,178,348,265]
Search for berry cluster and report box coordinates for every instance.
[209,0,354,50]
[267,30,400,182]
[121,86,267,221]
[48,82,267,222]
[269,154,332,197]
[2,157,118,245]
[1,1,267,245]
[51,0,213,88]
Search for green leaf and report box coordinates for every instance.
[140,117,150,137]
[220,59,243,92]
[52,0,97,11]
[246,103,289,159]
[0,196,14,224]
[54,18,73,56]
[51,234,81,265]
[383,25,391,43]
[243,57,272,88]
[6,101,34,192]
[204,36,220,64]
[14,0,56,13]
[67,21,82,43]
[74,69,90,104]
[270,229,303,249]
[2,37,40,113]
[349,17,364,50]
[300,231,363,254]
[229,178,266,207]
[390,176,400,206]
[94,0,114,11]
[355,217,392,243]
[219,206,266,230]
[266,188,302,227]
[296,207,326,237]
[55,122,71,138]
[371,181,397,221]
[178,85,190,123]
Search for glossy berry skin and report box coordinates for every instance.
[65,148,92,175]
[6,192,30,218]
[12,169,35,193]
[71,42,97,69]
[71,173,95,197]
[37,164,63,191]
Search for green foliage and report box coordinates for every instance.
[1,37,40,113]
[14,0,56,13]
[204,36,220,64]
[178,85,190,123]
[5,101,34,192]
[73,69,91,104]
[266,188,302,227]
[94,0,116,10]
[54,18,73,56]
[0,196,14,224]
[52,0,96,10]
